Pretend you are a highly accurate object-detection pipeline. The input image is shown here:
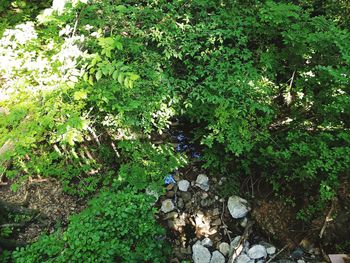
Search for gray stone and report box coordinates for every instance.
[192,244,211,263]
[196,174,210,191]
[230,236,242,250]
[212,208,220,216]
[243,241,250,254]
[177,198,184,209]
[179,191,192,202]
[164,211,178,220]
[266,246,276,255]
[211,218,222,226]
[201,237,213,247]
[240,217,248,228]
[235,254,251,263]
[248,245,267,259]
[178,180,190,191]
[201,198,215,207]
[161,199,175,213]
[210,251,225,263]
[166,190,175,198]
[227,196,250,219]
[219,242,230,256]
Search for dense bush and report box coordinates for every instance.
[12,187,169,263]
[1,0,350,259]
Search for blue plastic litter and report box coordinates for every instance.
[164,174,176,185]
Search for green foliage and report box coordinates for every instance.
[0,0,50,37]
[117,141,187,192]
[12,187,169,263]
[0,2,349,259]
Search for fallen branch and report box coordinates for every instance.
[319,199,335,239]
[221,201,232,242]
[228,220,254,263]
[266,244,288,263]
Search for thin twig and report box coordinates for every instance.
[71,11,81,37]
[228,220,254,263]
[319,199,335,239]
[288,70,296,90]
[221,201,232,242]
[266,245,288,263]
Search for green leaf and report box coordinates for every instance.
[96,70,102,81]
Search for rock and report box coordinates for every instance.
[179,191,192,202]
[161,199,175,213]
[178,180,190,191]
[297,260,306,263]
[291,247,304,259]
[230,236,241,250]
[240,217,248,228]
[201,192,209,199]
[248,245,267,259]
[185,201,192,209]
[164,211,179,220]
[212,208,220,216]
[177,198,184,209]
[168,220,176,229]
[235,254,251,263]
[196,174,209,191]
[266,246,276,255]
[201,198,215,207]
[210,251,225,263]
[227,196,250,219]
[166,190,175,198]
[166,183,174,191]
[219,242,230,256]
[201,237,213,247]
[211,218,222,226]
[243,241,250,254]
[192,244,211,263]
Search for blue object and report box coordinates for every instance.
[164,175,176,185]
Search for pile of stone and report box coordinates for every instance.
[159,174,291,263]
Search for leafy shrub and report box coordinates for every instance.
[12,187,169,263]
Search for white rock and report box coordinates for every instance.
[240,217,248,228]
[230,236,241,250]
[219,242,230,256]
[248,245,267,259]
[266,246,276,255]
[161,199,175,213]
[235,254,251,263]
[227,196,250,219]
[297,260,306,263]
[178,179,190,191]
[210,251,225,263]
[201,237,213,247]
[192,244,212,263]
[196,174,210,191]
[243,241,250,254]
